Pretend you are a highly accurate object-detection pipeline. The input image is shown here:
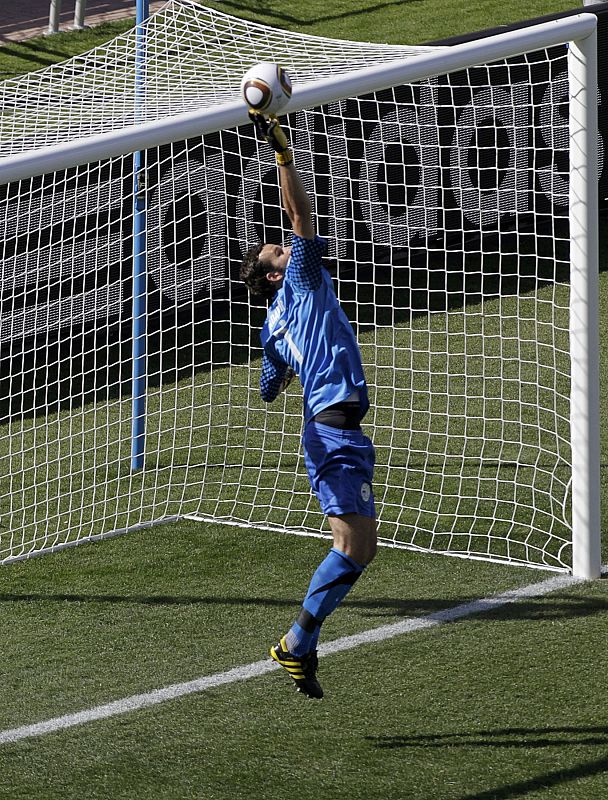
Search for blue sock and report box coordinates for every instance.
[284,548,365,656]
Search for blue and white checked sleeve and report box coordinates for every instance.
[260,351,289,403]
[285,234,326,292]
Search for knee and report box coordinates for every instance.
[329,513,377,565]
[349,520,377,566]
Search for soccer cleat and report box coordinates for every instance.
[270,636,324,699]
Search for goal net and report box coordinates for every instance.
[0,2,600,574]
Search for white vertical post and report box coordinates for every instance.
[74,0,87,29]
[569,24,601,578]
[48,0,62,34]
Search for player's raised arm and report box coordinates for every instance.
[278,160,314,240]
[249,112,314,240]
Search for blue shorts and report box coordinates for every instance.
[302,421,376,518]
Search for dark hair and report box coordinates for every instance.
[240,243,277,300]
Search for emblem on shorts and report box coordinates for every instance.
[360,482,371,502]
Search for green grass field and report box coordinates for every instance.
[1,2,608,798]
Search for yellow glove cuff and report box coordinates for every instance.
[276,150,294,166]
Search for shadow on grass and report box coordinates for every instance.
[351,592,608,621]
[0,591,606,622]
[0,41,75,70]
[367,725,608,749]
[214,0,424,28]
[367,727,608,800]
[0,23,131,72]
[0,592,300,607]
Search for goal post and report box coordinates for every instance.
[131,0,151,472]
[0,5,601,576]
[568,29,601,578]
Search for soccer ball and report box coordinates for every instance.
[241,62,293,115]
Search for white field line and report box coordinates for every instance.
[0,571,589,745]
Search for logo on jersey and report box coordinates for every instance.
[360,482,371,503]
[267,297,285,330]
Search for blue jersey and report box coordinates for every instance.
[260,234,369,422]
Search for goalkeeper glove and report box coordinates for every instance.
[249,111,293,166]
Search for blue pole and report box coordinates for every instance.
[131,0,149,471]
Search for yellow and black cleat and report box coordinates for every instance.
[270,636,323,699]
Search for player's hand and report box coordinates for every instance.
[279,366,296,393]
[248,111,293,166]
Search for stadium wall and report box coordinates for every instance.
[426,2,608,208]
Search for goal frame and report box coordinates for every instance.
[0,13,600,577]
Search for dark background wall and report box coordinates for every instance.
[427,2,608,206]
[0,3,605,386]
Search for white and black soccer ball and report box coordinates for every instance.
[241,62,292,115]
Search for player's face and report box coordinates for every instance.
[260,243,291,286]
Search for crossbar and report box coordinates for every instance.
[0,13,597,185]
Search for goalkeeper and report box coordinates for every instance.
[240,113,377,700]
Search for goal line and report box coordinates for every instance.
[0,568,592,746]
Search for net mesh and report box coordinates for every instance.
[0,0,436,154]
[0,3,576,570]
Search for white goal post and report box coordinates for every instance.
[0,3,601,577]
